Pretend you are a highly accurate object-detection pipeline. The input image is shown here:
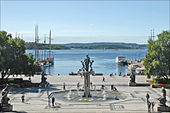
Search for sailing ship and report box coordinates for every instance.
[34,25,54,66]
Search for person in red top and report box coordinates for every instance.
[150,101,155,112]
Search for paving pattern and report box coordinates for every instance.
[2,75,170,113]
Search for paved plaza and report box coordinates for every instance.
[3,75,170,113]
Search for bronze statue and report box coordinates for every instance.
[1,84,10,105]
[81,54,94,71]
[80,54,94,97]
[0,84,13,111]
[130,71,135,83]
[158,87,167,107]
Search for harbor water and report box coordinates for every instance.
[26,49,147,75]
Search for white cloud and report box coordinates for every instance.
[89,24,95,26]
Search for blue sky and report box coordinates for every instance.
[1,1,169,44]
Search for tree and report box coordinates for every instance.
[143,31,170,80]
[0,31,13,79]
[0,31,41,81]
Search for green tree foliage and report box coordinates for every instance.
[0,31,41,80]
[144,31,170,80]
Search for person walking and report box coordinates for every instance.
[90,82,93,89]
[77,82,80,89]
[119,72,121,76]
[52,97,55,107]
[146,93,150,112]
[102,77,105,82]
[150,101,155,112]
[21,94,25,103]
[63,82,65,90]
[162,87,166,98]
[148,100,151,113]
[146,93,150,102]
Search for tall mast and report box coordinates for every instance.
[37,25,39,61]
[42,40,43,60]
[15,32,17,38]
[150,29,152,39]
[44,34,46,60]
[49,30,51,58]
[153,29,155,41]
[34,26,37,61]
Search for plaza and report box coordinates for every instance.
[5,75,170,113]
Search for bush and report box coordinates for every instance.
[152,78,170,84]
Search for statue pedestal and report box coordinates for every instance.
[83,71,91,97]
[0,104,13,112]
[156,105,170,112]
[129,82,136,86]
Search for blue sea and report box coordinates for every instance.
[26,49,147,75]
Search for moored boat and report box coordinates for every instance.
[116,56,127,65]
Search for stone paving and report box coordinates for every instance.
[2,75,170,113]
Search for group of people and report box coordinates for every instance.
[146,87,167,112]
[109,72,127,77]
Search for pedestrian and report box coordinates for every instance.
[77,82,80,89]
[111,85,114,90]
[52,97,55,107]
[119,72,121,76]
[63,82,65,90]
[101,85,105,89]
[162,87,166,98]
[102,77,105,82]
[21,94,24,103]
[150,101,155,112]
[90,82,93,89]
[46,89,50,107]
[146,93,150,103]
[147,100,151,112]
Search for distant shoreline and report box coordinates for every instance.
[26,48,146,50]
[26,42,147,50]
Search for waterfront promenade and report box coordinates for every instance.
[4,75,170,113]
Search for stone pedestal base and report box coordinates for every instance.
[156,105,170,112]
[129,82,136,86]
[83,71,91,98]
[0,104,13,112]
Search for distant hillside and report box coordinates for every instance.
[25,42,147,50]
[25,42,70,50]
[59,42,147,49]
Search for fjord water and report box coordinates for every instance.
[26,49,147,75]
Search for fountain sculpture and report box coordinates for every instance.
[81,54,94,97]
[52,54,124,102]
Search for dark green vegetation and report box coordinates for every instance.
[152,78,170,84]
[144,31,170,82]
[0,31,41,82]
[26,42,70,50]
[25,42,146,50]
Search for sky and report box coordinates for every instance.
[1,0,169,44]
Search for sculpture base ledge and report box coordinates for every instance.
[129,82,136,86]
[156,105,170,112]
[0,104,13,112]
